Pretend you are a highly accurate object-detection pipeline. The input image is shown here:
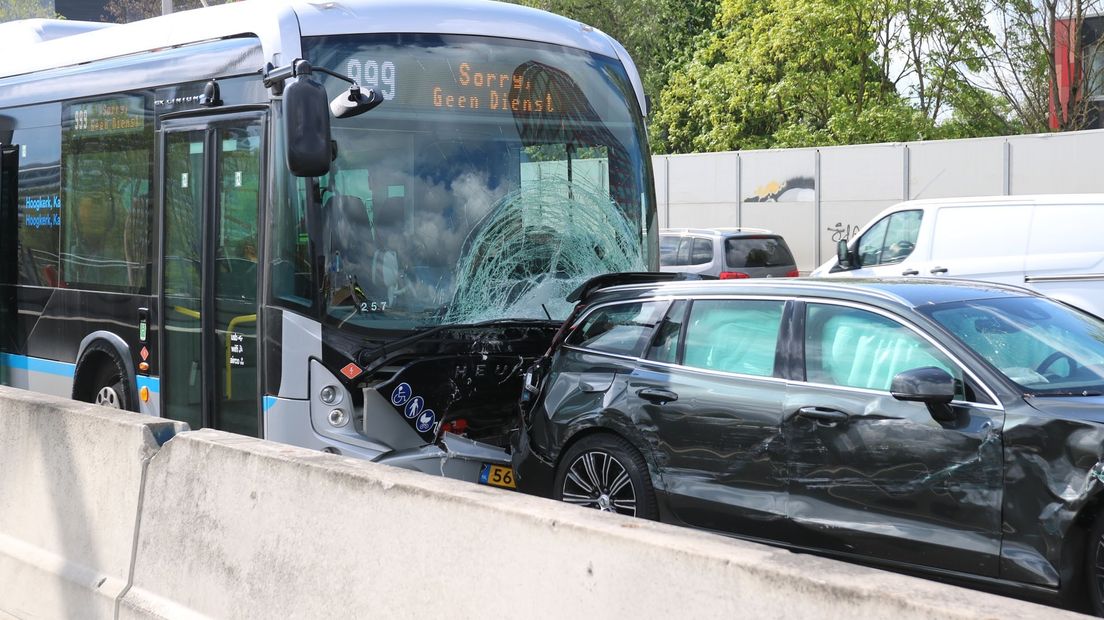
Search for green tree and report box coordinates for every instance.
[652,0,926,152]
[506,0,720,110]
[651,0,1015,153]
[103,0,240,23]
[975,0,1104,132]
[0,0,55,21]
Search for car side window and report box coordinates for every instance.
[647,300,688,363]
[681,299,784,376]
[804,303,963,396]
[676,238,693,266]
[856,210,922,267]
[566,302,668,356]
[690,238,713,265]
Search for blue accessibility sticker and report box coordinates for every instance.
[403,396,425,420]
[416,409,436,433]
[391,382,412,407]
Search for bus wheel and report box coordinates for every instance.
[75,343,133,412]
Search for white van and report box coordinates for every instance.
[812,194,1104,317]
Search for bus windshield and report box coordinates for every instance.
[296,33,653,331]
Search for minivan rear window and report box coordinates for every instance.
[725,236,794,268]
[659,235,679,266]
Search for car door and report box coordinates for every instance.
[783,300,1004,576]
[630,297,790,539]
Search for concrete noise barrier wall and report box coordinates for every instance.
[0,386,1084,619]
[0,385,186,619]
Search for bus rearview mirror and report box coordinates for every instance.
[330,85,383,119]
[284,76,332,178]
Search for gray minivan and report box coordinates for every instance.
[659,228,798,279]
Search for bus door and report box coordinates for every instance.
[160,114,264,436]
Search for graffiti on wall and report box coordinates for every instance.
[827,222,861,242]
[744,176,815,202]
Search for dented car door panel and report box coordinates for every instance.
[631,363,788,537]
[783,384,1005,576]
[1000,404,1104,588]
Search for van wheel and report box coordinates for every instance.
[76,343,133,412]
[553,434,658,520]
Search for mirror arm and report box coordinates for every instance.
[310,66,357,86]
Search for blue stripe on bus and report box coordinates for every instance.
[263,395,277,412]
[136,375,160,394]
[0,353,76,378]
[1,354,161,394]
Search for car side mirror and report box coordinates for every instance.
[891,366,956,422]
[836,239,853,269]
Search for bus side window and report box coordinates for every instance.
[60,94,153,293]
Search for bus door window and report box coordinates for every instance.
[213,121,262,437]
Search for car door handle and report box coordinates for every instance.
[901,268,919,276]
[930,266,949,274]
[638,388,678,404]
[795,406,849,423]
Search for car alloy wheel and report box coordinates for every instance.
[561,449,638,516]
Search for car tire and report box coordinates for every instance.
[553,434,658,520]
[77,343,134,412]
[1087,517,1104,616]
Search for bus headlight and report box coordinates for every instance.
[328,408,349,427]
[320,385,341,405]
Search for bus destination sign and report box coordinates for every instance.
[432,62,557,114]
[68,95,146,136]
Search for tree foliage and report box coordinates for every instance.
[506,0,720,107]
[102,0,239,23]
[976,0,1104,133]
[651,0,1018,153]
[0,0,56,21]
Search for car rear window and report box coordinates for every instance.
[566,301,668,356]
[725,236,794,268]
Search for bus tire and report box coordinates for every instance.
[74,342,134,412]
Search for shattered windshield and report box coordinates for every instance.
[302,34,654,331]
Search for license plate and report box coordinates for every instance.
[479,463,516,489]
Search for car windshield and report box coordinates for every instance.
[302,33,653,331]
[921,296,1104,395]
[725,236,793,268]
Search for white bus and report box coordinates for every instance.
[0,0,657,485]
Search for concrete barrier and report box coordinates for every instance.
[0,385,185,619]
[0,386,1084,619]
[118,429,1081,619]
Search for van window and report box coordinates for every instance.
[676,237,693,265]
[566,301,668,356]
[931,205,1030,260]
[856,210,921,267]
[659,235,679,266]
[690,238,713,265]
[682,299,784,376]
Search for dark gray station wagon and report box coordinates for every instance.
[517,276,1104,613]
